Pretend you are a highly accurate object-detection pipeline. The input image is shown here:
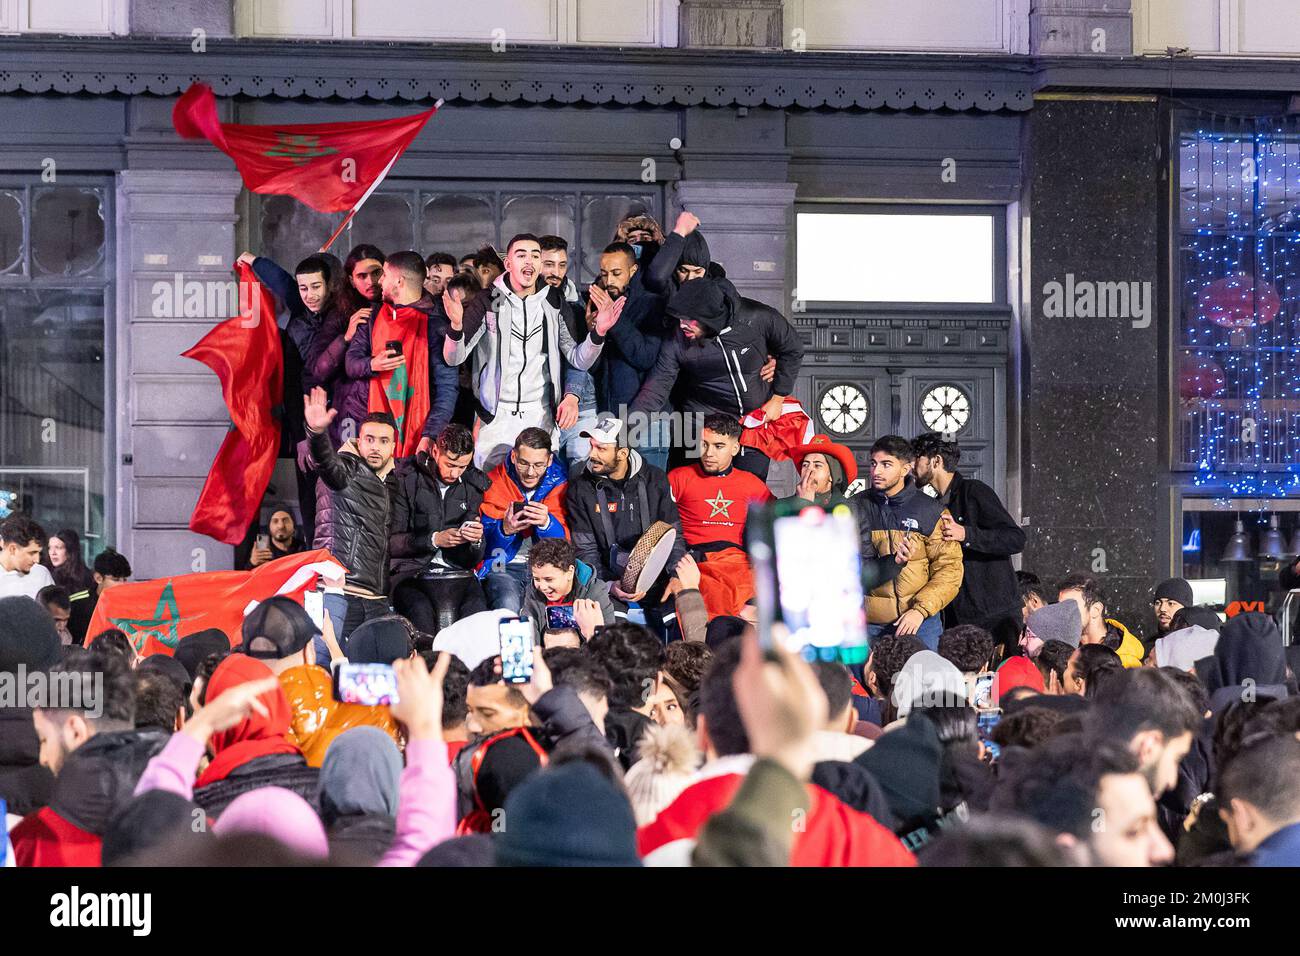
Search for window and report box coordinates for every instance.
[1175,120,1300,491]
[258,184,658,285]
[0,183,111,559]
[795,209,998,305]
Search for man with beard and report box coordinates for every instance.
[1149,577,1194,646]
[539,235,600,465]
[244,507,305,569]
[345,251,459,459]
[305,389,398,643]
[630,274,803,481]
[444,234,621,472]
[565,416,686,630]
[424,252,458,298]
[852,436,963,651]
[911,432,1024,654]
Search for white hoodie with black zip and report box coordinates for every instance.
[444,273,603,423]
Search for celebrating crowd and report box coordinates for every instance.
[3,210,1300,869]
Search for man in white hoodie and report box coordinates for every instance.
[443,233,624,471]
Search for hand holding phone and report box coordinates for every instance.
[499,617,535,684]
[333,662,400,706]
[460,518,483,543]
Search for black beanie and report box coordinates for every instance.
[174,628,232,681]
[346,617,413,665]
[666,277,730,334]
[0,596,61,674]
[495,762,640,867]
[1152,577,1194,608]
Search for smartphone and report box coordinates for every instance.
[510,500,528,516]
[747,500,868,665]
[332,662,400,706]
[255,533,270,552]
[547,604,578,631]
[499,616,535,684]
[385,339,403,356]
[977,709,1002,761]
[303,589,325,631]
[971,672,996,711]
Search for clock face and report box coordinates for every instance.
[920,384,971,435]
[819,383,870,436]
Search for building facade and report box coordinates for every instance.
[3,0,1300,629]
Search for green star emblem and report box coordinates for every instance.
[109,582,191,653]
[263,133,339,166]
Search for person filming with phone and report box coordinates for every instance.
[389,423,490,636]
[477,427,572,612]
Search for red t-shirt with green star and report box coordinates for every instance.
[668,463,773,548]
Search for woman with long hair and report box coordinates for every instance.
[306,243,386,450]
[44,528,94,595]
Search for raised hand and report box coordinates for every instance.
[442,288,464,332]
[303,386,337,434]
[389,653,451,740]
[673,211,700,237]
[592,295,627,337]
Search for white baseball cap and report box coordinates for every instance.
[580,415,624,446]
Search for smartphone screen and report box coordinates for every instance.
[750,501,868,664]
[303,590,325,631]
[547,604,577,631]
[510,500,528,515]
[499,617,535,684]
[333,662,400,706]
[385,339,403,356]
[971,672,996,711]
[977,710,1002,760]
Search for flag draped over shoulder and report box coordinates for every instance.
[86,549,347,658]
[367,302,430,458]
[183,262,283,545]
[172,82,437,213]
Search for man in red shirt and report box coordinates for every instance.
[667,414,772,617]
[669,414,772,551]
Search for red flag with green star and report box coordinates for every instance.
[172,82,437,213]
[85,549,347,658]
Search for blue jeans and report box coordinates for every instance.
[559,404,601,470]
[321,592,390,662]
[483,562,532,613]
[868,614,943,652]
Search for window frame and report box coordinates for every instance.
[791,201,1008,312]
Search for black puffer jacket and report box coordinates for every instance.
[388,455,490,590]
[47,729,170,835]
[310,428,397,596]
[0,706,54,816]
[326,814,395,865]
[630,276,803,418]
[192,752,321,820]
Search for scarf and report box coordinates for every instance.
[368,301,430,458]
[195,655,301,788]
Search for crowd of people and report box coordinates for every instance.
[2,210,1300,868]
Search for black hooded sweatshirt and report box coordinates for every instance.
[630,276,803,418]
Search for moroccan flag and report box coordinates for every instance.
[368,302,430,457]
[86,549,347,658]
[739,397,814,462]
[172,82,437,213]
[184,262,283,545]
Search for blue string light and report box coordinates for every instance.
[1181,127,1300,503]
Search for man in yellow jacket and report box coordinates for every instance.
[1058,573,1145,668]
[850,436,964,651]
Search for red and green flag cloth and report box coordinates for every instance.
[172,82,437,213]
[367,302,430,458]
[85,549,348,658]
[183,262,283,545]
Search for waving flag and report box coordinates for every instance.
[172,82,437,214]
[184,262,283,545]
[739,397,814,461]
[86,549,348,658]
